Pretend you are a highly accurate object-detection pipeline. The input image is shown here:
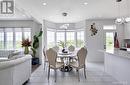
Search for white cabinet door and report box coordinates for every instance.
[124,22,130,39]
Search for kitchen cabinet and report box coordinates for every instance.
[124,22,130,39]
[104,50,130,85]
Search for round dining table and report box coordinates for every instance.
[57,51,77,72]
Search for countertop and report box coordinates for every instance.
[99,49,130,59]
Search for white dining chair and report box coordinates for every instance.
[70,47,87,81]
[46,48,63,82]
[68,45,75,52]
[52,46,59,52]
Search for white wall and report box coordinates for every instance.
[0,20,43,64]
[85,19,124,62]
[75,20,86,29]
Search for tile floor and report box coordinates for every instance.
[25,63,123,85]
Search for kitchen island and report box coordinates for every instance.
[104,49,130,85]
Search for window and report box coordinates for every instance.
[0,32,4,49]
[56,32,65,48]
[6,32,13,49]
[47,31,55,48]
[0,27,31,50]
[77,31,84,47]
[106,32,114,50]
[56,32,65,43]
[47,29,85,48]
[66,32,75,46]
[103,25,116,30]
[24,32,31,40]
[24,28,31,40]
[15,28,22,49]
[103,25,116,50]
[15,32,22,49]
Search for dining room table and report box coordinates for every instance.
[57,51,77,72]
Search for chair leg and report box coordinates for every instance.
[44,61,46,70]
[54,69,57,82]
[76,69,78,72]
[84,65,86,79]
[77,69,80,81]
[48,65,50,81]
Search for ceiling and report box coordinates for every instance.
[0,7,32,20]
[2,0,130,23]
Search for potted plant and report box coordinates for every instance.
[22,38,31,54]
[58,41,66,53]
[31,29,43,65]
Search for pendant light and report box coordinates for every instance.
[115,0,124,24]
[115,0,130,24]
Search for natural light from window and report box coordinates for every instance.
[0,28,31,49]
[47,29,84,48]
[47,31,55,48]
[77,31,84,47]
[66,32,75,46]
[104,25,116,50]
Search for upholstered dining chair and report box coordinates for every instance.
[43,47,48,70]
[68,45,75,52]
[46,48,63,82]
[52,46,59,52]
[70,47,87,81]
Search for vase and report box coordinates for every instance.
[62,48,65,53]
[24,47,29,54]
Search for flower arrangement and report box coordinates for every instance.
[22,38,31,54]
[22,38,31,47]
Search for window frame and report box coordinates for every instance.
[0,27,32,50]
[47,30,55,48]
[103,25,116,50]
[47,28,85,48]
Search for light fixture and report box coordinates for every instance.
[62,12,68,16]
[43,3,47,6]
[84,2,88,5]
[115,0,123,24]
[116,0,122,2]
[125,17,130,22]
[115,0,130,24]
[22,14,26,17]
[60,24,69,29]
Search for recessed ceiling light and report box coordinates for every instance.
[84,2,88,5]
[22,14,26,17]
[43,3,47,6]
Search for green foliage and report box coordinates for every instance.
[106,36,114,50]
[77,40,84,47]
[66,40,75,47]
[31,29,43,57]
[31,47,36,57]
[58,41,65,48]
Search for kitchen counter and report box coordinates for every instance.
[104,49,130,85]
[104,49,130,59]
